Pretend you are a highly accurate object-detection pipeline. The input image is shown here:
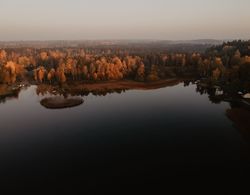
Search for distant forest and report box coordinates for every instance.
[0,40,250,91]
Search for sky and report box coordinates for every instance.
[0,0,249,41]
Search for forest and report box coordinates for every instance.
[0,40,250,93]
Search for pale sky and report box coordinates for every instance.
[0,0,249,41]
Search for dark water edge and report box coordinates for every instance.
[0,82,250,192]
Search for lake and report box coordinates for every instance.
[0,82,250,191]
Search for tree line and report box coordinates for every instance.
[0,40,249,91]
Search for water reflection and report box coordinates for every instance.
[227,105,250,142]
[0,80,250,119]
[0,84,22,103]
[1,80,249,142]
[0,80,250,189]
[36,84,127,97]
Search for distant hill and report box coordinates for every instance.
[0,39,225,48]
[167,39,224,45]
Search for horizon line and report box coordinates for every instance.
[0,38,247,42]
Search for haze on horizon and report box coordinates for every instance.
[0,0,249,41]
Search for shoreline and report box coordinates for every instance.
[64,79,182,90]
[34,79,183,96]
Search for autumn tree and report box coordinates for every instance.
[230,50,241,66]
[47,68,56,83]
[0,50,7,64]
[0,61,25,84]
[33,66,47,83]
[56,67,67,84]
[18,56,30,67]
[146,65,159,81]
[135,63,145,81]
[212,68,221,81]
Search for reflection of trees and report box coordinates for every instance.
[35,79,181,98]
[1,79,181,104]
[196,83,223,104]
[0,85,21,103]
[195,78,245,104]
[226,105,250,143]
[36,84,127,97]
[195,81,250,143]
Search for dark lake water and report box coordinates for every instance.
[0,82,250,191]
